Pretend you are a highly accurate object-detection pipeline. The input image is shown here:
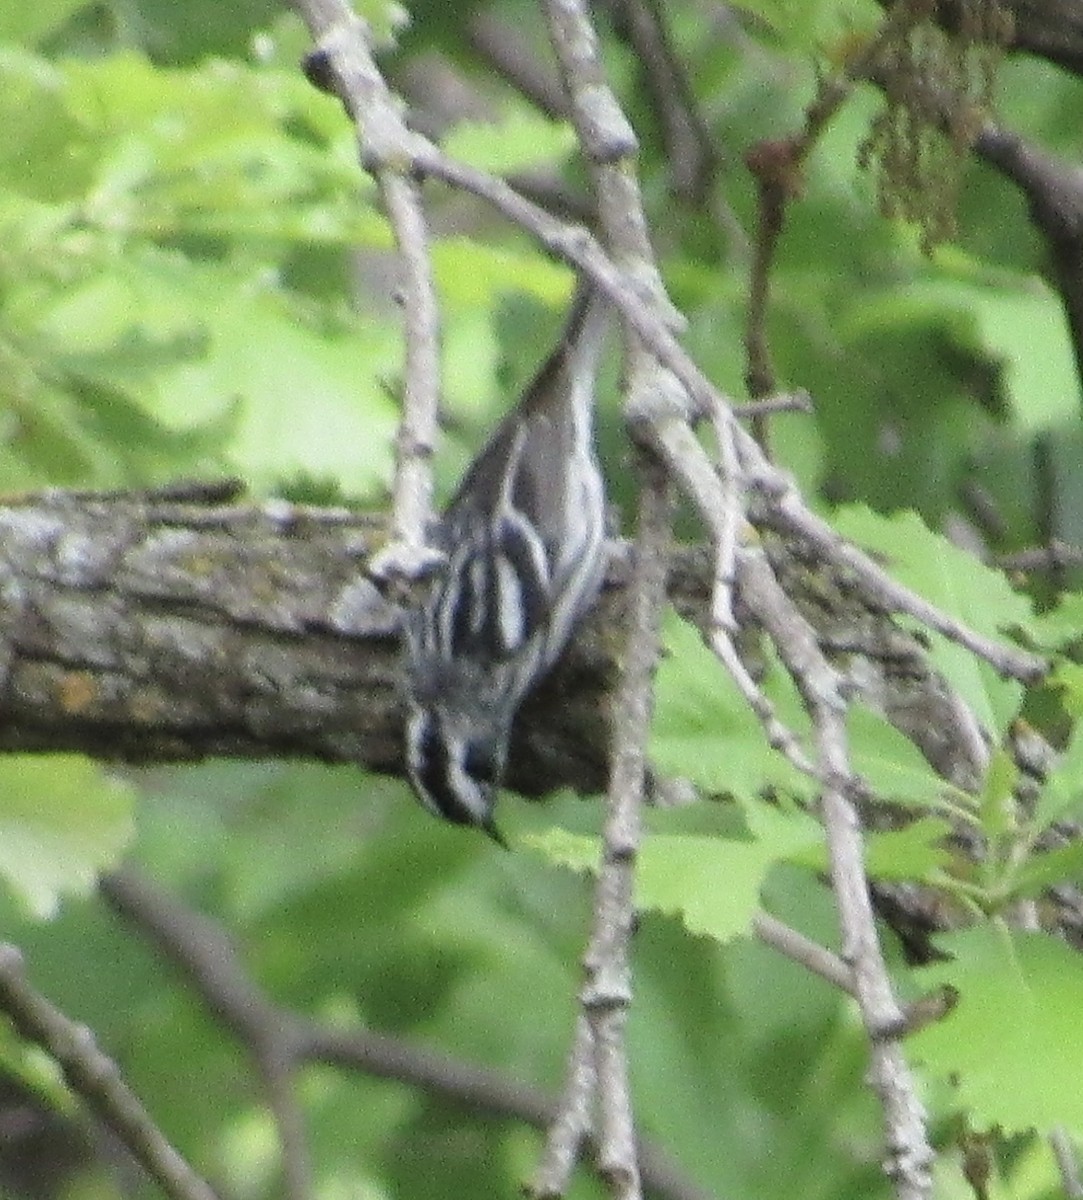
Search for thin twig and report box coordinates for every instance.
[531,1015,596,1197]
[103,869,709,1200]
[741,0,947,438]
[535,462,674,1200]
[631,423,818,779]
[739,553,934,1199]
[708,368,744,633]
[601,0,717,202]
[742,137,793,412]
[752,912,854,994]
[997,541,1083,573]
[101,872,312,1200]
[295,1,442,588]
[713,608,817,774]
[733,391,813,420]
[0,942,219,1200]
[588,458,672,1197]
[538,0,684,436]
[746,474,1045,683]
[1051,1127,1083,1198]
[537,2,681,1193]
[259,1046,312,1200]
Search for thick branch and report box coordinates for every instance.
[0,490,616,796]
[0,490,1001,806]
[875,0,1083,77]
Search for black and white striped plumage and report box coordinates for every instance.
[405,284,611,841]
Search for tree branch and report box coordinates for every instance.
[876,0,1083,77]
[0,941,219,1200]
[0,486,1029,814]
[297,1,442,588]
[100,868,713,1200]
[737,554,933,1199]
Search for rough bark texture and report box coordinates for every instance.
[0,489,982,806]
[949,0,1083,74]
[873,0,1083,75]
[0,490,619,797]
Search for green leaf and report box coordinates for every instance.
[0,48,96,201]
[433,239,572,310]
[978,747,1019,843]
[790,815,953,882]
[831,505,1031,638]
[531,803,823,943]
[847,706,971,816]
[32,248,402,493]
[1027,592,1083,651]
[153,268,401,491]
[1031,712,1083,828]
[911,926,1083,1137]
[733,0,880,52]
[0,756,135,919]
[839,276,1081,434]
[443,110,577,174]
[1053,662,1083,720]
[862,817,953,880]
[650,610,813,800]
[1009,840,1083,900]
[832,505,1028,734]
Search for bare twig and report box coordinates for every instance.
[997,541,1083,574]
[733,391,813,420]
[261,1053,312,1200]
[467,11,569,119]
[0,942,219,1200]
[739,552,934,1199]
[752,912,854,994]
[536,2,684,1191]
[538,0,682,400]
[296,1,442,588]
[742,137,794,415]
[531,1015,595,1197]
[741,1,937,438]
[641,426,817,778]
[591,461,672,1197]
[713,621,817,776]
[601,0,717,202]
[1051,1127,1083,1199]
[102,869,709,1200]
[972,123,1083,385]
[755,913,955,1038]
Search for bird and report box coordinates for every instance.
[403,281,612,842]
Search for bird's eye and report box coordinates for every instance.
[464,740,501,786]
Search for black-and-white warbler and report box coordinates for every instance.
[404,283,611,841]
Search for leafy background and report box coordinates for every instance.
[2,0,1083,1197]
